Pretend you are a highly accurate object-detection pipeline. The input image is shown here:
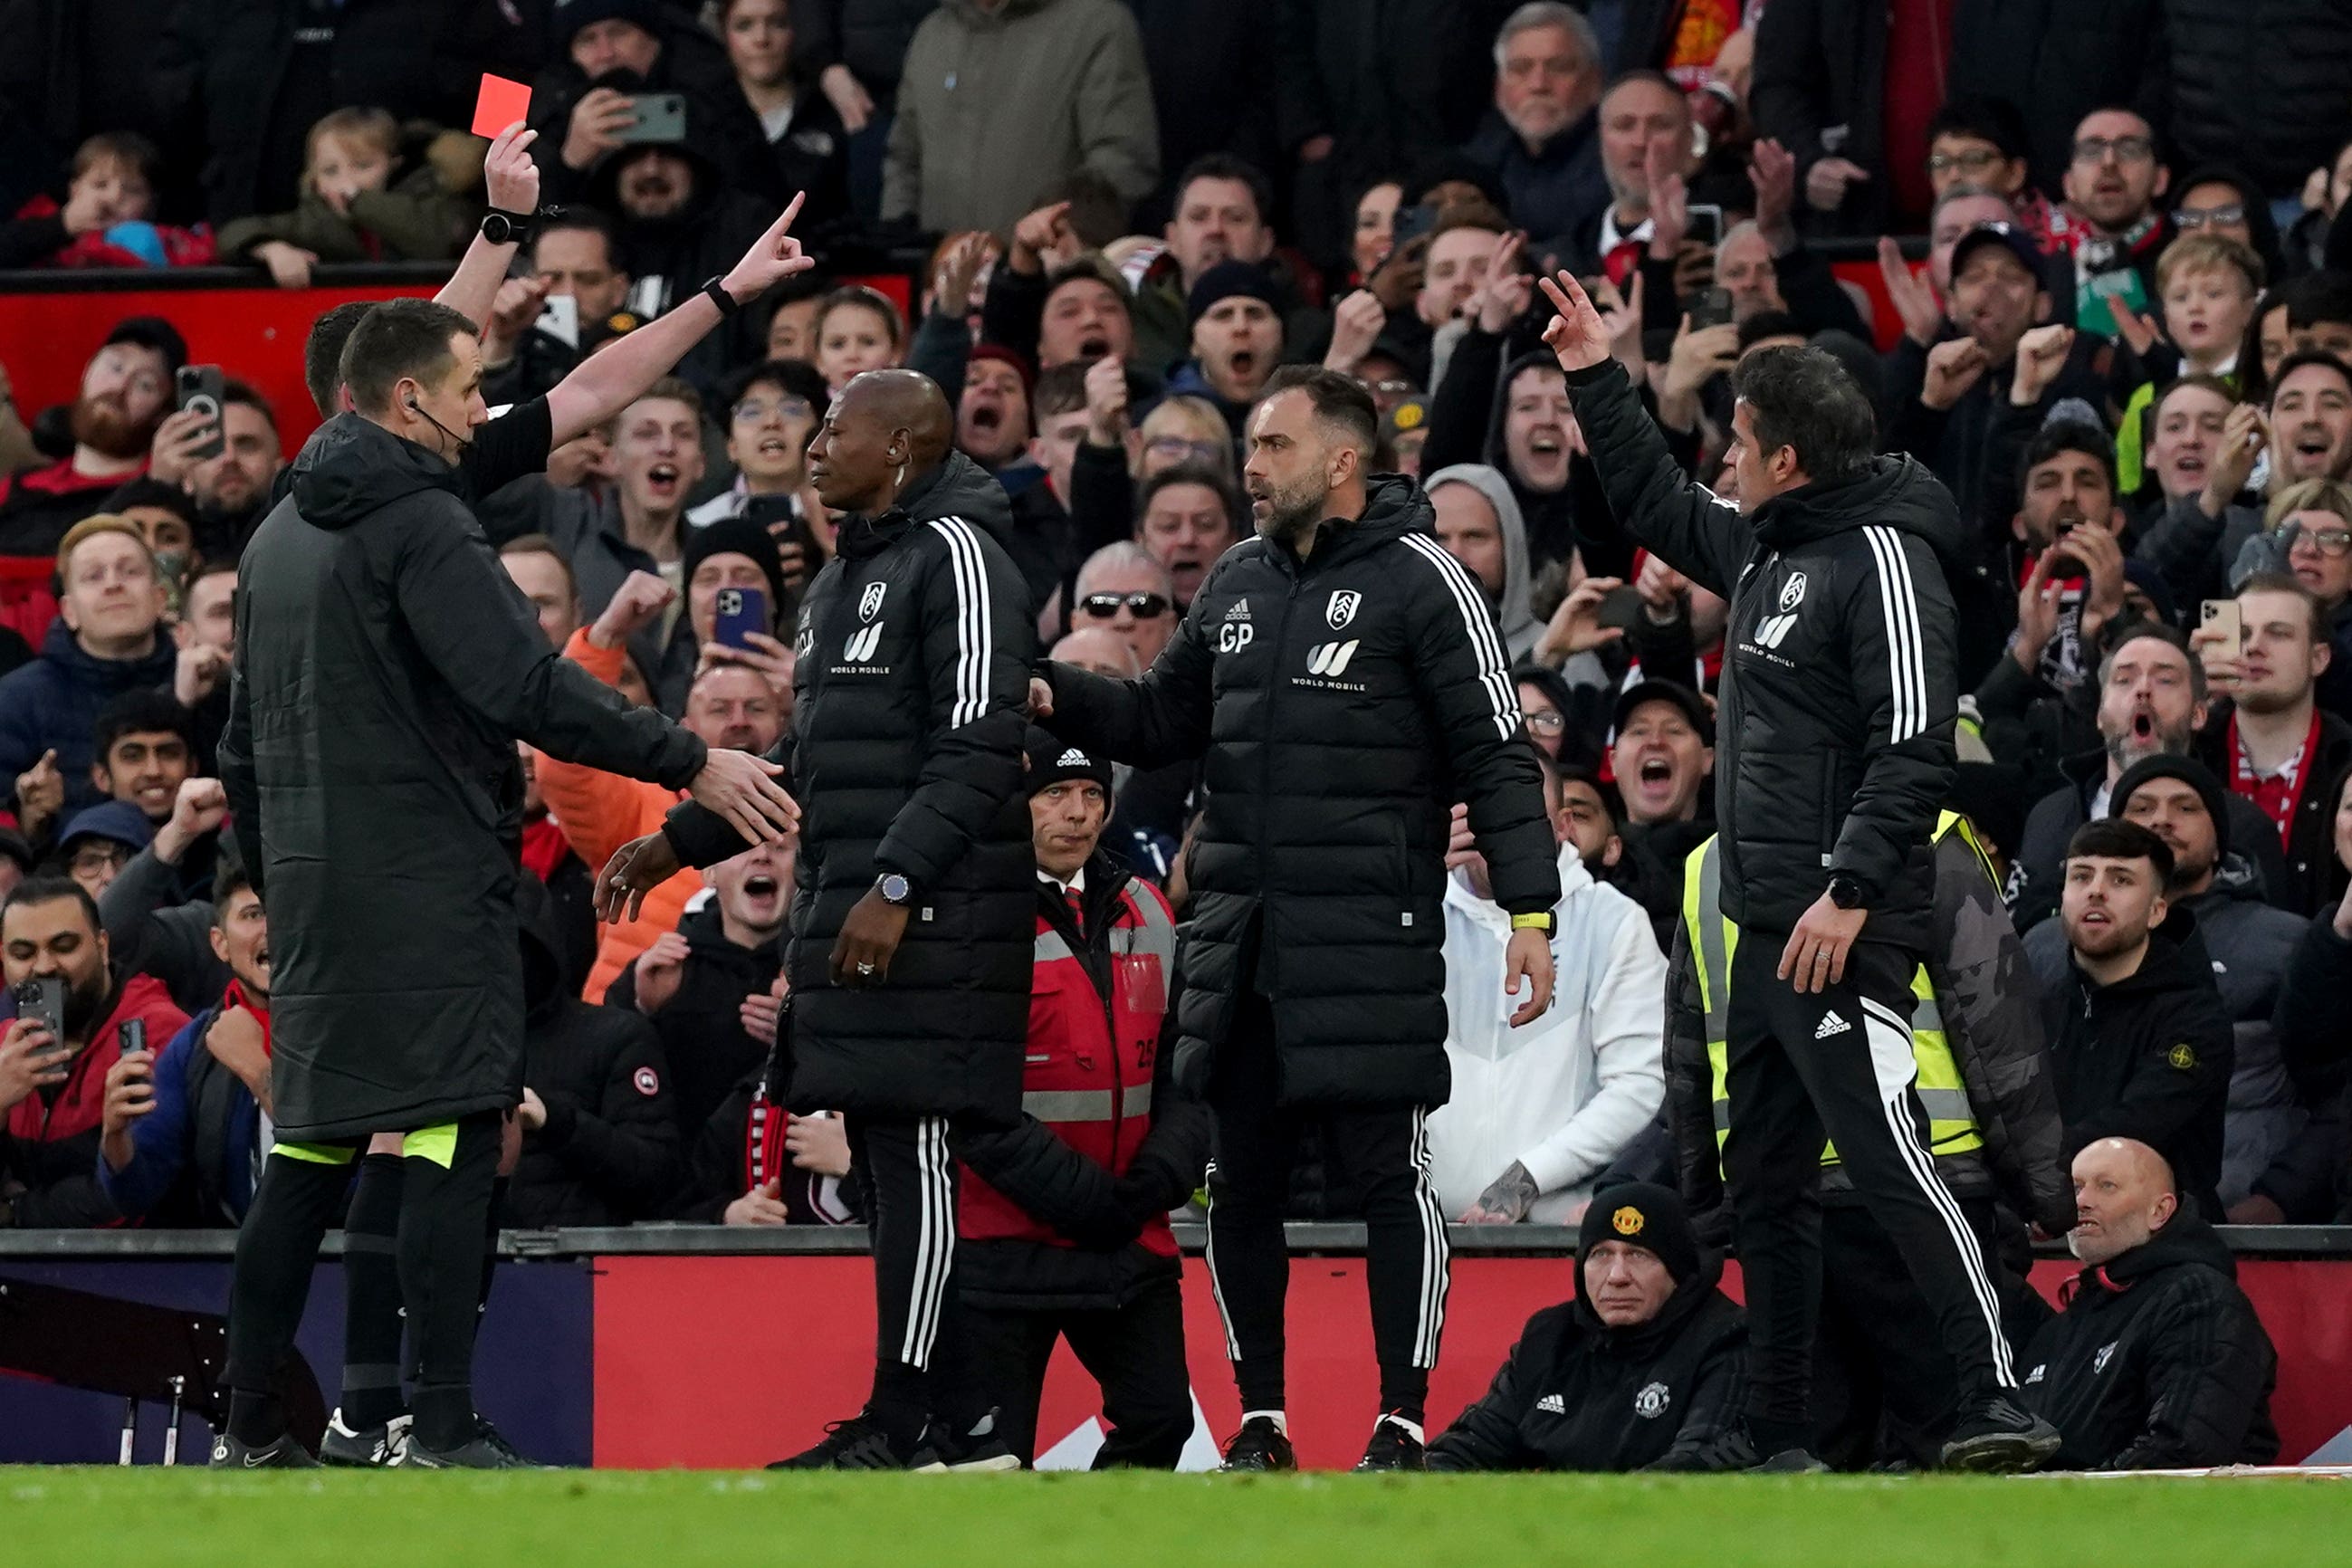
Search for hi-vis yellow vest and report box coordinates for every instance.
[1683,812,1987,1171]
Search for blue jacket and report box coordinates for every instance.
[0,619,177,817]
[96,1004,262,1224]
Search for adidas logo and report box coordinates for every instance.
[1056,748,1090,767]
[1535,1393,1566,1414]
[1226,598,1248,619]
[1814,1009,1851,1039]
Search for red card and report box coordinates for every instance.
[472,74,531,139]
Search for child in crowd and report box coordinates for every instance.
[2115,234,2266,492]
[216,109,470,290]
[810,285,904,395]
[0,133,215,270]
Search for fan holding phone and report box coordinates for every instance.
[684,514,794,697]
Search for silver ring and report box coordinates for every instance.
[856,961,875,976]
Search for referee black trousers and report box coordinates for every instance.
[1202,990,1448,1422]
[846,1114,958,1439]
[1721,937,2013,1451]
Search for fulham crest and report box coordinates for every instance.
[859,580,887,622]
[1326,589,1362,629]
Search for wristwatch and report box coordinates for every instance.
[1827,873,1866,911]
[702,274,744,317]
[1509,910,1557,936]
[480,206,539,246]
[875,872,915,906]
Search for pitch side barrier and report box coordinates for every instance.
[5,1222,2347,1468]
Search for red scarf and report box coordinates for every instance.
[221,979,272,1058]
[521,816,573,882]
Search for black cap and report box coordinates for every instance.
[1611,678,1709,739]
[1948,222,2048,288]
[1579,1181,1700,1284]
[2111,753,2231,864]
[683,513,788,618]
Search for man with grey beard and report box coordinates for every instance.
[2016,1137,2277,1469]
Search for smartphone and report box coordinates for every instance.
[1390,203,1439,251]
[616,92,688,144]
[120,1018,148,1057]
[714,585,770,650]
[1688,287,1736,331]
[1685,204,1724,249]
[534,292,580,349]
[175,365,225,462]
[13,977,65,1049]
[2202,598,2243,647]
[1596,585,1648,635]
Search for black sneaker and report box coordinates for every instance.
[1939,1398,2063,1474]
[319,1409,412,1468]
[1218,1415,1296,1472]
[911,1419,1021,1474]
[209,1430,318,1469]
[1352,1415,1426,1472]
[397,1419,536,1469]
[1688,1426,1829,1475]
[769,1412,913,1471]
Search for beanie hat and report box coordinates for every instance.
[2111,752,2231,865]
[1023,725,1113,798]
[966,342,1035,397]
[683,512,788,619]
[1579,1181,1700,1284]
[57,800,156,857]
[554,0,665,47]
[1186,260,1283,328]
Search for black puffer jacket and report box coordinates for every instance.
[1426,1251,1746,1472]
[2018,1212,2278,1468]
[1566,359,1962,950]
[664,452,1034,1122]
[604,899,781,1147]
[504,881,681,1228]
[1043,474,1559,1109]
[2162,0,2352,198]
[527,9,778,208]
[224,415,707,1141]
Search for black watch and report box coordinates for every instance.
[481,206,538,246]
[702,274,744,318]
[875,872,915,905]
[1827,873,1866,911]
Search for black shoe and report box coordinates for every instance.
[1352,1415,1426,1473]
[769,1412,914,1471]
[209,1430,318,1469]
[1940,1398,2063,1474]
[319,1409,412,1468]
[397,1419,536,1469]
[1218,1415,1296,1473]
[911,1417,1021,1474]
[1688,1426,1829,1475]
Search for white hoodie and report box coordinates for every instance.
[1427,845,1667,1223]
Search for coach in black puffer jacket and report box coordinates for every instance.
[1039,473,1559,1109]
[663,445,1033,1122]
[1564,357,1962,951]
[2162,0,2352,199]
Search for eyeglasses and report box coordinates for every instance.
[1145,435,1225,465]
[2072,135,2156,166]
[2172,203,2245,232]
[732,397,815,425]
[1927,148,2006,177]
[1523,709,1565,735]
[2288,523,2352,558]
[1078,591,1171,619]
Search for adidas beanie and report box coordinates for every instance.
[1022,724,1114,798]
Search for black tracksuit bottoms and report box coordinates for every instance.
[1721,936,2015,1451]
[1203,990,1449,1423]
[846,1114,959,1433]
[945,1272,1192,1468]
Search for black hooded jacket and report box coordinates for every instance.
[222,415,707,1141]
[585,131,777,395]
[2041,912,2236,1217]
[1426,1253,1747,1472]
[1566,358,1962,948]
[604,897,781,1146]
[503,880,681,1228]
[1041,474,1560,1109]
[527,21,779,211]
[2019,1212,2279,1469]
[663,452,1034,1121]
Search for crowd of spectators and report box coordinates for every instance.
[3,0,2347,1471]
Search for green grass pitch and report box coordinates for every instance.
[4,1470,2345,1567]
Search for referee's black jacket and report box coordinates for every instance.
[1564,359,1962,951]
[1042,474,1559,1110]
[664,452,1035,1123]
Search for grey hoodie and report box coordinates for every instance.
[1425,463,1543,663]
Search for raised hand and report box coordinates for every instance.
[1749,138,1798,242]
[1009,200,1075,276]
[483,122,540,215]
[1920,336,1990,411]
[1468,231,1531,335]
[588,569,678,650]
[1661,316,1740,405]
[2110,305,2163,360]
[156,776,229,865]
[563,87,636,171]
[1805,157,1869,214]
[1645,137,1689,256]
[721,193,817,304]
[1537,270,1618,374]
[2204,403,2268,509]
[1323,288,1389,373]
[632,930,691,1016]
[819,64,875,133]
[13,748,63,838]
[930,229,996,319]
[147,407,216,488]
[1084,350,1130,445]
[1878,237,1943,348]
[2011,324,2077,406]
[1537,574,1626,664]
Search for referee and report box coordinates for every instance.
[1032,368,1560,1472]
[1537,272,2059,1473]
[214,299,796,1468]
